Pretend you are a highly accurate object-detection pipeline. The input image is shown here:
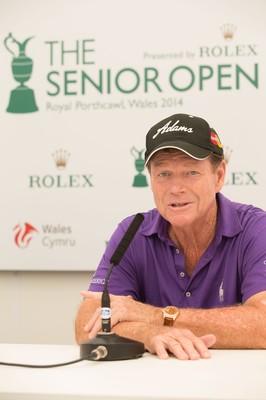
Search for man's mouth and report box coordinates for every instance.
[171,203,188,208]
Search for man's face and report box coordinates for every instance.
[149,150,226,230]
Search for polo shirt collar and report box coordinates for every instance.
[216,192,243,238]
[141,210,169,241]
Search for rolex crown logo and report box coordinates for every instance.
[52,149,70,170]
[220,24,236,41]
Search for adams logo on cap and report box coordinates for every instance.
[153,120,194,139]
[144,113,224,165]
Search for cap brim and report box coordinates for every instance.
[144,141,212,166]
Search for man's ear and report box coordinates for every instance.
[216,160,226,192]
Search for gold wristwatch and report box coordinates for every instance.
[162,306,180,326]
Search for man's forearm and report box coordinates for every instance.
[128,292,266,349]
[169,305,266,348]
[76,291,266,349]
[113,293,266,348]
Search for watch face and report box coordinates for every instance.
[165,306,178,316]
[162,306,180,326]
[162,306,179,326]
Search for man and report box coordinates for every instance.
[75,113,266,360]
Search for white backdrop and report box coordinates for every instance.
[1,0,266,270]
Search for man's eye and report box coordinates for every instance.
[158,172,169,177]
[187,171,199,176]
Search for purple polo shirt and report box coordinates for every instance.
[89,193,266,308]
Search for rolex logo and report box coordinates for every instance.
[52,149,70,170]
[220,23,236,41]
[29,149,93,189]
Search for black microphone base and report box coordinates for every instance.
[80,332,145,361]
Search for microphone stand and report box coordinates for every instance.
[80,261,145,361]
[80,212,145,361]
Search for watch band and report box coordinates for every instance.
[164,317,175,326]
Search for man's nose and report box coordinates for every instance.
[170,178,186,194]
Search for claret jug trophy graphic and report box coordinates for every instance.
[4,33,38,113]
[131,147,148,187]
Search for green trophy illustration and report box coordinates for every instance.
[131,147,148,187]
[4,33,38,113]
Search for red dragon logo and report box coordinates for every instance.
[13,222,38,249]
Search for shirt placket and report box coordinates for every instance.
[173,248,193,305]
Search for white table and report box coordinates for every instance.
[0,343,265,400]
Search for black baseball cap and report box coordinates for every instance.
[144,113,223,165]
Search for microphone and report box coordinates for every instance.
[110,213,145,266]
[80,213,145,361]
[101,213,145,334]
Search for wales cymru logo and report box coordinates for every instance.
[13,222,38,249]
[4,33,38,113]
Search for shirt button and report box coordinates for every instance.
[180,272,185,278]
[185,291,191,297]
